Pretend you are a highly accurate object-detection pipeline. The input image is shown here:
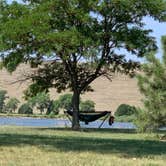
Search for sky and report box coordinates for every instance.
[124,17,166,62]
[144,17,166,59]
[6,0,166,61]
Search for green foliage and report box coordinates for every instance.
[115,104,137,117]
[28,92,50,114]
[115,114,137,123]
[80,100,95,112]
[18,103,33,114]
[46,100,60,115]
[23,84,49,100]
[134,108,151,132]
[51,100,61,114]
[4,97,20,113]
[1,0,166,128]
[1,0,165,91]
[0,90,7,112]
[136,38,166,132]
[48,110,58,118]
[58,94,73,110]
[51,93,95,112]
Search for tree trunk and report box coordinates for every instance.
[72,90,80,130]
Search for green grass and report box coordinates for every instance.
[0,126,165,166]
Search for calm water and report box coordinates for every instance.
[0,117,136,129]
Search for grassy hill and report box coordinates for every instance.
[0,64,142,112]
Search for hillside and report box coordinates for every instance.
[0,64,142,112]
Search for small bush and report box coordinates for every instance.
[18,103,33,114]
[115,104,137,117]
[80,100,95,112]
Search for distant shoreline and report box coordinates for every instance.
[0,113,66,119]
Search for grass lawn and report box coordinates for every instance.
[0,126,165,166]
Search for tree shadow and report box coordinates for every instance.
[0,131,165,158]
[33,127,137,134]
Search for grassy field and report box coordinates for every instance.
[0,127,165,166]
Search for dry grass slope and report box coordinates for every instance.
[0,64,142,112]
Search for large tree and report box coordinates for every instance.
[0,0,166,130]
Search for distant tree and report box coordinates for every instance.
[56,94,96,112]
[58,94,73,111]
[46,100,60,115]
[18,103,33,114]
[28,92,50,114]
[115,104,137,117]
[1,0,166,129]
[5,97,20,113]
[80,100,95,112]
[136,37,166,131]
[52,93,95,113]
[0,90,7,112]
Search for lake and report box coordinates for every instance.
[0,117,136,129]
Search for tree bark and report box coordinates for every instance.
[72,90,80,130]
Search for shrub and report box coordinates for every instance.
[80,100,95,112]
[115,104,137,117]
[18,103,33,114]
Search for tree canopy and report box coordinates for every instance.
[28,92,50,114]
[1,0,166,129]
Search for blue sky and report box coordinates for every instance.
[7,0,166,60]
[143,17,166,60]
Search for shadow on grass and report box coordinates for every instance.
[34,127,137,133]
[0,130,165,158]
[33,127,166,134]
